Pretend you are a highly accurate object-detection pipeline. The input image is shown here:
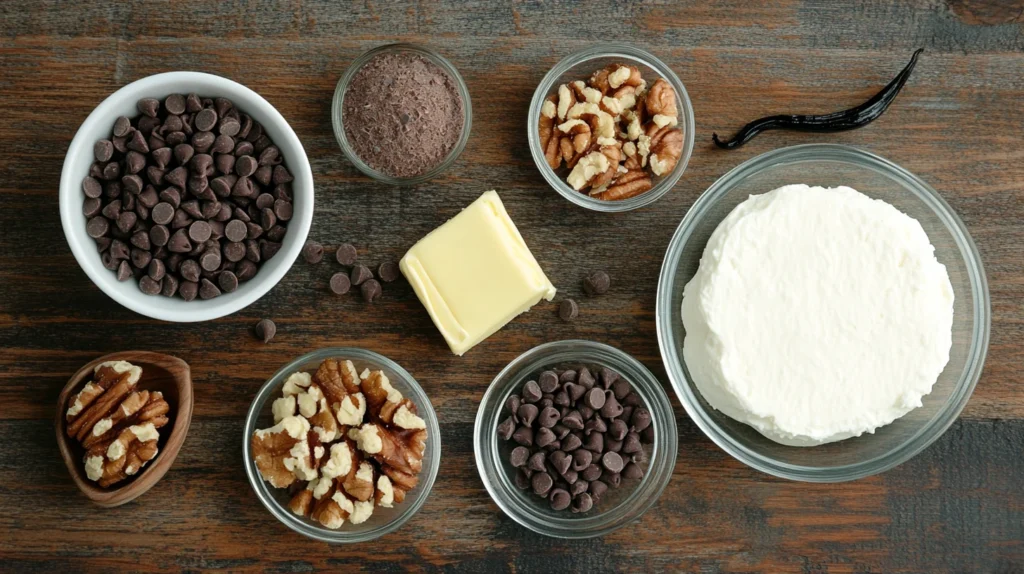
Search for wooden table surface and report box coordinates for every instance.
[1,1,1022,572]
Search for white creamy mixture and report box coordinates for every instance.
[681,184,954,446]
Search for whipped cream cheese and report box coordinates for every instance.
[681,184,954,446]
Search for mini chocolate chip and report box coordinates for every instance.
[583,432,604,453]
[599,367,619,389]
[572,449,593,471]
[571,492,593,513]
[377,261,401,283]
[514,468,531,490]
[350,264,372,286]
[601,451,624,474]
[535,427,556,448]
[631,408,652,432]
[254,318,276,343]
[538,406,560,428]
[559,299,579,321]
[178,280,198,301]
[512,426,533,447]
[601,393,624,419]
[116,260,132,281]
[585,387,606,410]
[522,380,542,403]
[510,446,530,468]
[549,488,571,511]
[538,371,559,393]
[531,472,553,497]
[361,279,382,303]
[583,270,610,296]
[330,272,351,295]
[528,451,547,472]
[517,403,539,427]
[561,433,582,452]
[497,416,515,440]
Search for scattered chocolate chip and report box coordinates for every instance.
[335,243,357,265]
[377,261,401,283]
[558,298,579,321]
[330,272,351,295]
[254,318,276,343]
[350,264,373,286]
[583,270,610,296]
[360,278,382,303]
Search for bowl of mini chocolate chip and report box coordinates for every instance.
[332,44,472,185]
[59,72,313,322]
[474,340,678,538]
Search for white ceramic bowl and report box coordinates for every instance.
[59,72,313,322]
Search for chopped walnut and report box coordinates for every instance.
[254,358,429,530]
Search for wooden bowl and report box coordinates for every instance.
[55,351,193,507]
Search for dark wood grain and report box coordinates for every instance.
[0,1,1022,572]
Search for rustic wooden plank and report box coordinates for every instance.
[0,0,1021,572]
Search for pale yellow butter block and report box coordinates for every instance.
[400,191,556,356]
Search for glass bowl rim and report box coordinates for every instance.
[242,347,441,542]
[331,43,473,186]
[655,143,990,482]
[526,43,695,212]
[474,339,678,538]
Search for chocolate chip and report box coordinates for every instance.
[567,383,586,403]
[584,387,606,410]
[86,216,109,238]
[559,370,577,384]
[360,278,382,303]
[561,433,582,452]
[377,261,401,283]
[612,379,631,401]
[584,417,607,436]
[179,280,198,301]
[224,219,247,243]
[164,94,186,115]
[335,243,357,265]
[640,424,655,444]
[561,410,584,430]
[497,416,515,440]
[189,220,212,243]
[583,432,604,454]
[581,464,603,482]
[194,108,218,132]
[622,431,642,454]
[572,449,592,471]
[147,258,165,281]
[538,406,560,428]
[516,403,538,427]
[599,367,619,389]
[522,380,542,403]
[137,98,160,118]
[116,260,132,281]
[180,259,200,282]
[512,426,533,447]
[350,264,372,286]
[161,274,178,297]
[571,493,593,513]
[83,198,102,217]
[94,140,114,162]
[589,480,608,501]
[549,488,571,511]
[538,371,559,393]
[558,298,579,321]
[601,451,624,474]
[605,437,623,453]
[505,394,521,416]
[552,424,570,440]
[600,393,624,419]
[608,419,628,441]
[138,275,161,295]
[531,472,553,497]
[548,450,572,475]
[218,270,239,293]
[631,408,652,432]
[583,270,610,296]
[535,427,556,448]
[329,272,351,295]
[622,462,644,480]
[254,318,276,343]
[514,468,531,490]
[83,177,103,199]
[113,116,132,137]
[606,473,622,488]
[272,165,293,184]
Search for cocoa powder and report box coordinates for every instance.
[343,51,465,178]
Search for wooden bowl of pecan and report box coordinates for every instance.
[55,351,193,507]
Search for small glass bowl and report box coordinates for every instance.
[242,348,441,543]
[527,44,695,212]
[657,144,990,482]
[474,340,678,539]
[331,43,472,186]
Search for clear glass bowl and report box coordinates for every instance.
[242,348,441,542]
[656,144,990,482]
[527,44,695,212]
[474,340,678,538]
[331,43,472,186]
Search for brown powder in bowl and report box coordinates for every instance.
[342,51,465,178]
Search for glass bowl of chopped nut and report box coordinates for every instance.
[243,348,441,543]
[474,340,678,538]
[528,44,695,212]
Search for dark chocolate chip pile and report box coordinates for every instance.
[82,94,295,301]
[497,365,654,514]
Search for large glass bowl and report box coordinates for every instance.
[242,348,441,542]
[656,144,989,482]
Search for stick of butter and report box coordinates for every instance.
[400,191,556,356]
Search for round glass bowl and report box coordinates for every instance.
[242,348,441,542]
[331,43,472,186]
[475,340,678,538]
[527,44,695,212]
[657,144,990,482]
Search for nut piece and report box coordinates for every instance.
[252,358,430,530]
[644,78,677,118]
